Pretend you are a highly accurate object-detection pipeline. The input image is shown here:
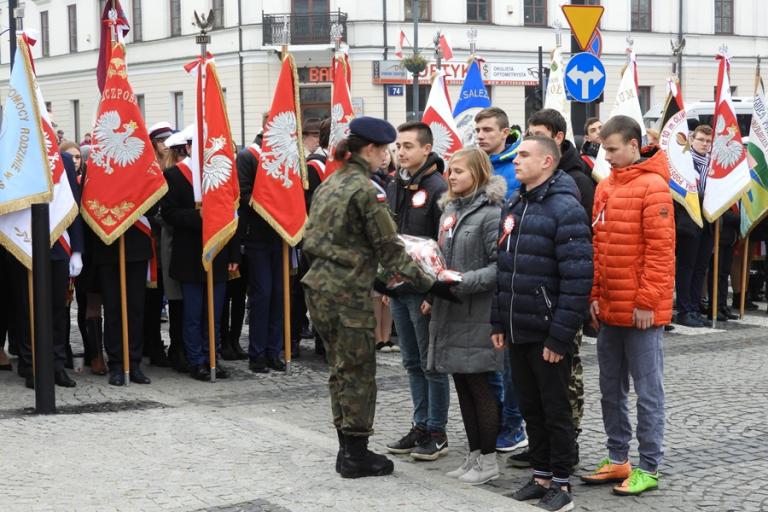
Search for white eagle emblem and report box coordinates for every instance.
[262,111,300,187]
[329,103,351,150]
[429,121,455,160]
[90,110,145,174]
[711,115,744,169]
[202,136,232,193]
[43,130,60,171]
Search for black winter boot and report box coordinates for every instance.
[340,435,394,479]
[336,430,345,474]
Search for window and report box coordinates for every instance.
[523,0,547,27]
[170,0,182,36]
[133,0,143,41]
[405,84,430,120]
[467,0,490,23]
[637,86,651,115]
[631,0,652,32]
[136,94,146,119]
[715,0,733,34]
[173,92,184,129]
[40,11,50,57]
[72,100,80,143]
[404,0,431,21]
[212,0,224,29]
[68,5,78,53]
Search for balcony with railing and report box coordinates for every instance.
[262,10,348,46]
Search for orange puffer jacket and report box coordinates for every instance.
[590,148,675,327]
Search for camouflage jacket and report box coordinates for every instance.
[302,155,435,311]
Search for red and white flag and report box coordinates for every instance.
[81,42,167,244]
[422,73,462,162]
[703,51,751,222]
[325,53,355,177]
[395,30,409,59]
[97,0,130,94]
[185,53,240,270]
[250,54,308,246]
[438,34,453,61]
[0,35,78,269]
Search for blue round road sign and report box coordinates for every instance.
[564,52,606,103]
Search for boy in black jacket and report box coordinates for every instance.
[492,136,593,512]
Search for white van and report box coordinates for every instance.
[644,97,753,138]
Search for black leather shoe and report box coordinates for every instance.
[249,357,269,373]
[109,371,125,386]
[55,369,76,387]
[190,365,211,381]
[231,338,249,360]
[721,308,739,320]
[25,375,34,389]
[129,368,151,384]
[214,364,230,379]
[267,357,286,372]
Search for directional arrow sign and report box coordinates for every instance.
[564,52,606,103]
[561,4,605,51]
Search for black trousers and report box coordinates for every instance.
[3,250,27,358]
[221,253,248,346]
[12,259,69,370]
[675,228,713,315]
[453,372,499,455]
[143,277,164,356]
[99,261,147,371]
[168,299,184,353]
[708,242,735,310]
[510,343,575,480]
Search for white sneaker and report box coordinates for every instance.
[446,450,480,478]
[387,341,400,352]
[458,452,499,485]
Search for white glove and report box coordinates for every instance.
[69,252,83,277]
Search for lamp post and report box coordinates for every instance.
[411,0,420,120]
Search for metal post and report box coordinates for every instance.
[8,0,17,69]
[411,0,420,120]
[538,45,544,110]
[13,8,56,413]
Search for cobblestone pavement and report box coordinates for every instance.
[1,307,768,511]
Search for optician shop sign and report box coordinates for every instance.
[373,60,538,86]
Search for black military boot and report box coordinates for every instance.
[230,332,248,360]
[340,434,394,479]
[336,430,345,474]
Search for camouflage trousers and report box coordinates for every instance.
[569,330,584,433]
[305,289,377,437]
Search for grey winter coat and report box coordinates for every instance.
[427,175,506,374]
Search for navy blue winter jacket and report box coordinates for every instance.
[491,170,593,355]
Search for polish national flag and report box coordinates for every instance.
[422,73,463,162]
[438,34,453,61]
[395,30,408,59]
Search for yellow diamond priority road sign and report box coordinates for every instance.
[561,4,605,52]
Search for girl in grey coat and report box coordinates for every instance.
[422,148,506,485]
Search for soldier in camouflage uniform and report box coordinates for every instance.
[302,117,456,479]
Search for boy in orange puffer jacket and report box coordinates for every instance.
[581,115,675,497]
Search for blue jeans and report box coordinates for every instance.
[181,282,226,367]
[597,325,665,472]
[245,240,284,359]
[390,294,449,433]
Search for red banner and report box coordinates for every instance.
[250,54,307,246]
[81,42,167,244]
[325,53,355,177]
[187,55,240,271]
[97,0,130,94]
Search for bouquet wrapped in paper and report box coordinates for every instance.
[380,235,463,288]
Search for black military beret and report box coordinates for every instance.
[349,116,397,145]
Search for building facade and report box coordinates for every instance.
[0,0,766,147]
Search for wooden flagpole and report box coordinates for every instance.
[27,270,35,376]
[194,11,216,382]
[119,236,130,385]
[739,238,749,319]
[711,219,721,328]
[280,41,293,375]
